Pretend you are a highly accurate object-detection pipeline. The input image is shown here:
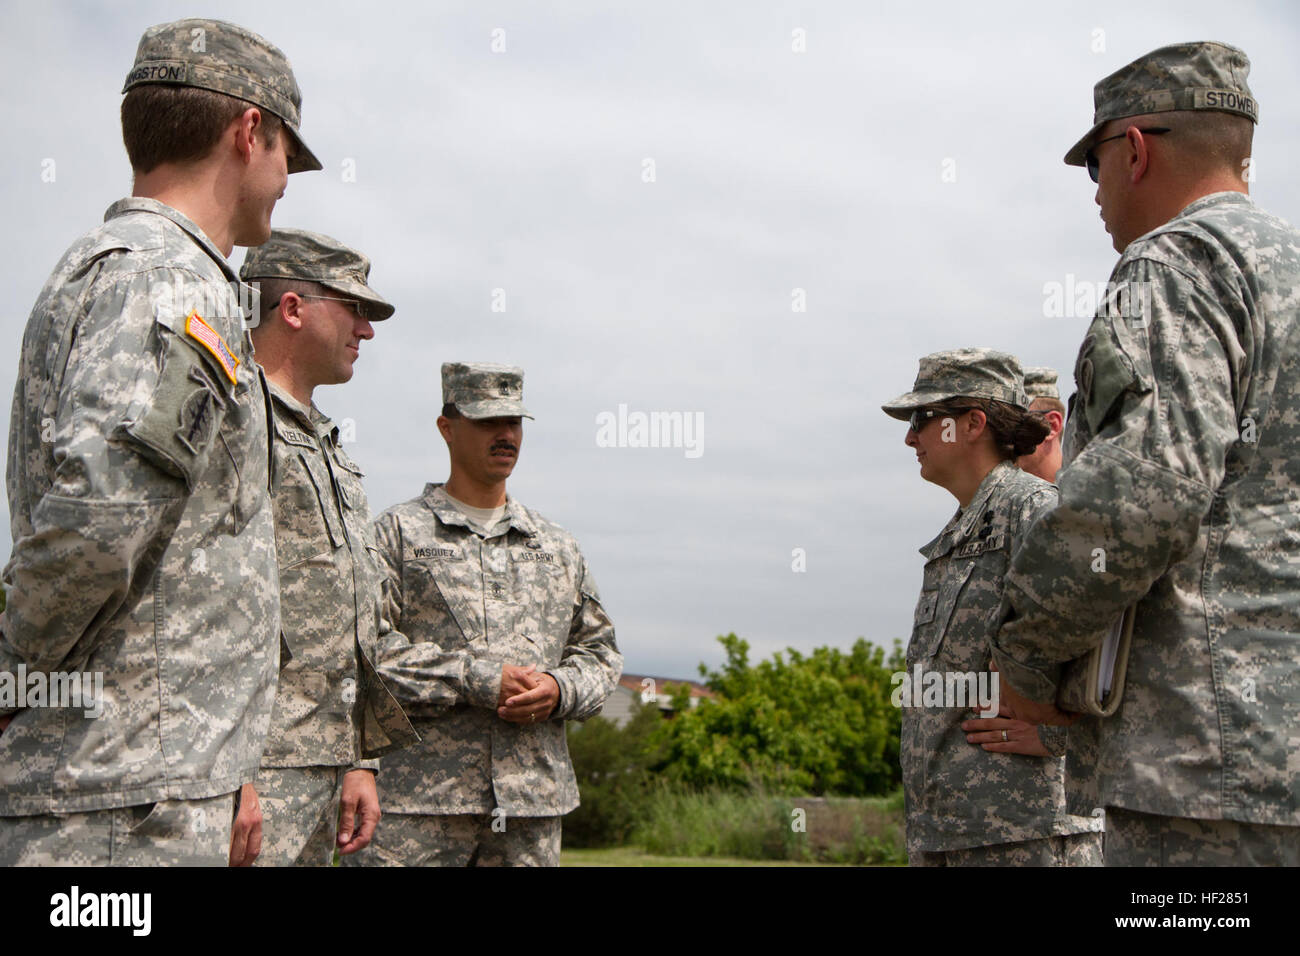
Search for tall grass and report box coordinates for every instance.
[629,784,905,864]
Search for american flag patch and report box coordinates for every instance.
[184,310,239,385]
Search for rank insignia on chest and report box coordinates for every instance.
[185,310,240,385]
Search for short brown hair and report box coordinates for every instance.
[249,278,321,327]
[121,85,283,174]
[1122,109,1254,175]
[1029,396,1066,418]
[945,398,1049,460]
[441,403,462,419]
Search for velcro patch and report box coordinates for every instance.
[175,370,220,454]
[955,533,1005,558]
[185,310,239,385]
[410,546,462,560]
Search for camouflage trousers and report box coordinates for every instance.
[1104,808,1300,866]
[342,811,561,867]
[253,765,350,867]
[910,831,1103,867]
[0,792,235,866]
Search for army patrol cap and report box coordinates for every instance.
[1064,41,1258,167]
[882,348,1028,421]
[240,229,395,320]
[123,18,322,174]
[1023,367,1060,401]
[442,363,534,420]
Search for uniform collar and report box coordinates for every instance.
[1174,190,1252,221]
[421,482,539,538]
[918,460,1017,559]
[268,380,337,443]
[103,197,238,280]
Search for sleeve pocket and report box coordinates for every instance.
[120,330,228,490]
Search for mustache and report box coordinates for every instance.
[490,442,518,454]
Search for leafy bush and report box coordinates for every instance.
[564,700,663,847]
[649,634,905,796]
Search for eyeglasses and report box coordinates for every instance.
[908,407,968,433]
[271,293,381,322]
[1086,127,1170,183]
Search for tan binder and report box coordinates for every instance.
[1057,604,1136,717]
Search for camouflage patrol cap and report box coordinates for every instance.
[881,348,1028,421]
[1064,41,1258,167]
[442,363,534,420]
[1023,366,1060,401]
[123,18,322,174]
[240,229,394,320]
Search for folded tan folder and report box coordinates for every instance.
[1057,604,1135,717]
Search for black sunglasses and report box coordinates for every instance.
[270,293,382,322]
[908,406,969,432]
[1086,127,1171,183]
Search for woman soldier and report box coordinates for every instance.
[882,348,1103,866]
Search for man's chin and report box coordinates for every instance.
[234,221,273,249]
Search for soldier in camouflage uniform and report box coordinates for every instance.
[239,230,417,866]
[991,42,1300,865]
[346,363,622,867]
[884,350,1102,866]
[1015,368,1066,484]
[961,364,1088,800]
[0,19,320,866]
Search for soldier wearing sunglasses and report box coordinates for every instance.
[883,349,1103,867]
[991,42,1300,865]
[236,229,417,866]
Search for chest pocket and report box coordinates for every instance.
[510,542,571,666]
[332,449,368,517]
[909,561,974,664]
[402,548,476,650]
[299,453,345,549]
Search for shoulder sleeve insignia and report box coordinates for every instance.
[184,310,240,385]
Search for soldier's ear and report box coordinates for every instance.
[1046,409,1065,437]
[232,107,263,165]
[436,415,454,444]
[278,292,305,330]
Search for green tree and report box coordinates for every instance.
[649,634,904,797]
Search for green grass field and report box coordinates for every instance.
[561,847,861,867]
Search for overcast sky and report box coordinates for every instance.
[3,0,1298,679]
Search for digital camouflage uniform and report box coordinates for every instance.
[0,18,320,867]
[992,43,1300,866]
[251,384,417,865]
[1016,365,1069,764]
[240,230,416,866]
[0,196,282,866]
[884,350,1102,866]
[348,364,622,867]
